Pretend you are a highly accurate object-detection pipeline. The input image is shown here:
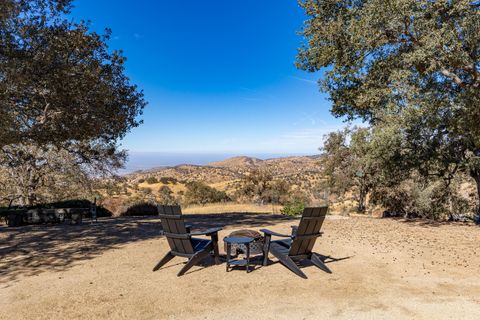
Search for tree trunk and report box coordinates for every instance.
[9,163,40,207]
[358,186,367,212]
[473,174,480,218]
[6,165,25,206]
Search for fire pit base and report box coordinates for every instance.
[224,229,264,256]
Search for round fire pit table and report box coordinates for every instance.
[224,229,264,256]
[224,236,255,273]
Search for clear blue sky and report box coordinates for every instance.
[71,0,346,154]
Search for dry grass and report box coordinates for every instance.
[137,182,186,194]
[183,202,283,214]
[207,179,239,192]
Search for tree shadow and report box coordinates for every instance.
[0,213,297,284]
[395,217,476,228]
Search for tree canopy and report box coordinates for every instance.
[322,126,377,211]
[298,0,479,121]
[1,0,144,148]
[298,0,480,216]
[0,0,146,205]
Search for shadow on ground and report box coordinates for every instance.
[0,213,297,283]
[393,217,477,228]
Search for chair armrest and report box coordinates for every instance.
[260,229,292,238]
[290,225,298,236]
[190,227,222,236]
[295,232,323,240]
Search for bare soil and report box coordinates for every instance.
[1,214,479,319]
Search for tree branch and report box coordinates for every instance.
[440,69,464,86]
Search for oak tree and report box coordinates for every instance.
[0,0,146,205]
[298,0,480,213]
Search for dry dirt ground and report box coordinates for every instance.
[1,214,479,319]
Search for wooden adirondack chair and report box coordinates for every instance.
[158,205,191,231]
[261,206,331,279]
[153,205,222,276]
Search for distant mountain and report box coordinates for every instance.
[208,156,264,169]
[124,155,325,199]
[120,152,311,174]
[208,155,323,177]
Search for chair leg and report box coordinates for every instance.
[177,250,209,277]
[210,233,220,264]
[153,251,175,271]
[270,246,307,279]
[262,234,271,266]
[311,253,332,274]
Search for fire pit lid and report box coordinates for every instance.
[224,229,264,256]
[228,229,262,240]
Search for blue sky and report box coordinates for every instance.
[71,0,347,155]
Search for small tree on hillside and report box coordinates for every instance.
[146,177,158,184]
[322,127,377,212]
[158,185,177,205]
[235,170,291,205]
[235,170,273,204]
[183,181,230,206]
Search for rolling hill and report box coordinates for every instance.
[118,155,326,200]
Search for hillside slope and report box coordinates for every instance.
[118,155,325,200]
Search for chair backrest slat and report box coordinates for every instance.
[158,205,182,215]
[158,205,194,254]
[289,206,328,256]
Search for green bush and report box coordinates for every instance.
[146,176,158,184]
[159,177,178,184]
[235,170,291,204]
[281,199,305,216]
[371,176,475,220]
[183,181,230,205]
[120,202,158,216]
[158,186,177,205]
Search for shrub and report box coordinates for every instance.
[139,187,152,194]
[235,170,291,204]
[266,180,291,204]
[146,176,158,184]
[159,177,178,184]
[183,181,230,205]
[120,202,158,216]
[158,186,177,205]
[281,199,305,216]
[46,199,112,217]
[371,176,475,220]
